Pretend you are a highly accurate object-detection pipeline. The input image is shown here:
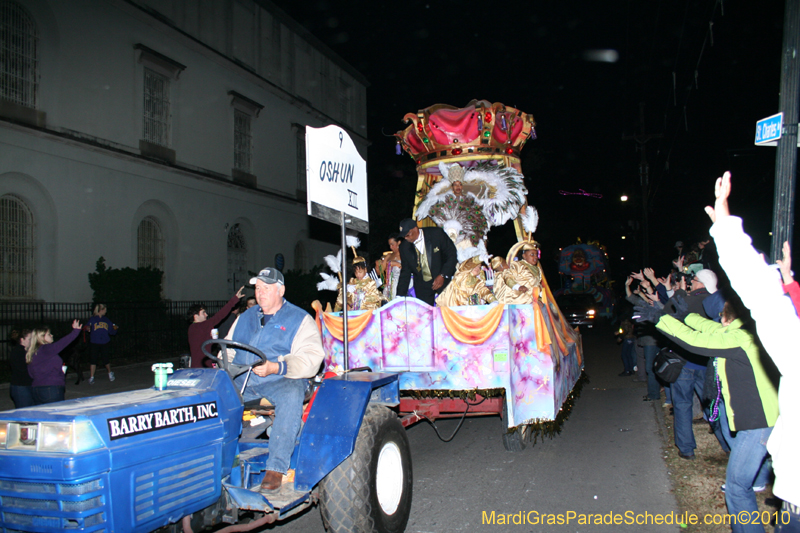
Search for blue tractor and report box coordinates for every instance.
[0,340,412,533]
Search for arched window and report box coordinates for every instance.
[137,216,164,271]
[0,194,36,298]
[293,240,307,272]
[0,2,39,108]
[227,223,247,290]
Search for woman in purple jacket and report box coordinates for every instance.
[26,320,82,405]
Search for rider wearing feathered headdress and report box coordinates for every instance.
[333,237,383,312]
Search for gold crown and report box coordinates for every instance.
[447,165,465,183]
[395,100,536,168]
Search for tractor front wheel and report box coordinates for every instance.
[319,405,412,533]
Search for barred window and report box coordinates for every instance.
[0,194,36,299]
[295,127,306,195]
[137,216,164,271]
[234,109,252,173]
[0,1,38,108]
[227,224,247,289]
[143,68,170,146]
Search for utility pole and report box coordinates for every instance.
[771,0,800,262]
[623,103,662,266]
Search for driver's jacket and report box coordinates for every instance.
[229,300,325,385]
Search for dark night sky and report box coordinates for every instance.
[274,0,786,276]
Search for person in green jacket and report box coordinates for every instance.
[643,299,779,533]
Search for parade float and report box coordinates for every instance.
[554,240,615,319]
[314,101,585,450]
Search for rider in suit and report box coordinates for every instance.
[396,218,458,306]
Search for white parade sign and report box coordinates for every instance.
[305,125,369,233]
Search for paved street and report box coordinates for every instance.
[0,324,680,532]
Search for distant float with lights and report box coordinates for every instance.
[314,101,585,450]
[554,241,615,328]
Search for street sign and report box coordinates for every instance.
[305,125,369,233]
[755,113,783,146]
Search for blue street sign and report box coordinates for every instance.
[755,113,783,146]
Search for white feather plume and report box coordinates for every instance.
[456,246,478,263]
[521,206,539,234]
[477,240,490,265]
[456,240,491,264]
[345,235,361,249]
[415,178,457,220]
[438,161,451,181]
[316,272,339,292]
[323,250,342,274]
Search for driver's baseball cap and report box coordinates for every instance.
[250,268,284,286]
[399,218,418,238]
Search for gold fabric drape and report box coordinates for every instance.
[320,309,374,342]
[440,304,505,345]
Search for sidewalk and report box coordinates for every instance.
[0,357,180,412]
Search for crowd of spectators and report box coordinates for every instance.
[619,173,797,533]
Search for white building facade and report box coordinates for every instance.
[0,0,368,302]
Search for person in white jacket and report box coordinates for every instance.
[706,171,799,532]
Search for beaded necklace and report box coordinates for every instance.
[708,358,722,422]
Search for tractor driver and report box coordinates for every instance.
[228,267,325,492]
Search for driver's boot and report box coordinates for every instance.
[260,470,282,491]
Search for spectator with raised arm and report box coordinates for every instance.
[86,304,118,384]
[27,321,82,405]
[642,267,669,304]
[705,171,799,532]
[625,274,662,401]
[638,297,777,531]
[777,241,800,315]
[187,287,245,368]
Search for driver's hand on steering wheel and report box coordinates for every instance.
[252,361,280,377]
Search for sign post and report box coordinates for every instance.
[305,125,369,370]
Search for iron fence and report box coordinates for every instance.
[0,300,229,368]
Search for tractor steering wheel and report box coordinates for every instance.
[201,339,268,382]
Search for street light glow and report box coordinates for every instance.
[620,195,628,202]
[621,236,626,240]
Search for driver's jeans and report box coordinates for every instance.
[239,375,306,475]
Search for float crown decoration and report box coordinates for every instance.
[395,100,536,167]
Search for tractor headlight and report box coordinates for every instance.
[1,421,103,453]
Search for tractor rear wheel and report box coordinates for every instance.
[319,405,412,533]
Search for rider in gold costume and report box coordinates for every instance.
[437,256,495,307]
[334,256,383,312]
[499,242,542,305]
[490,256,522,304]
